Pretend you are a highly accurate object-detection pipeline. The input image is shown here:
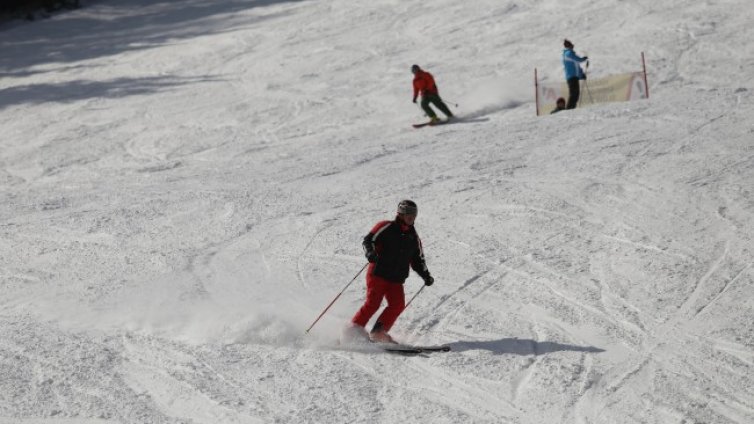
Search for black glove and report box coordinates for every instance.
[365,250,378,263]
[412,97,417,103]
[423,275,434,286]
[583,56,588,61]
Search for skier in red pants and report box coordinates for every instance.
[344,200,434,344]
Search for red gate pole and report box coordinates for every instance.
[534,68,540,116]
[641,52,650,99]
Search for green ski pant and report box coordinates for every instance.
[421,94,453,118]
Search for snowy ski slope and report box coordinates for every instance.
[1,0,753,423]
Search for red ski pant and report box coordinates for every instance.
[351,273,405,332]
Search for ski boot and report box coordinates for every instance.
[369,322,398,344]
[341,323,370,345]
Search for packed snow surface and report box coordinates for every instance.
[1,0,753,423]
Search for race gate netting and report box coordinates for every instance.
[535,52,649,116]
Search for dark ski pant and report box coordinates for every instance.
[351,273,405,333]
[566,77,581,109]
[421,94,453,118]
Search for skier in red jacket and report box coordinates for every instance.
[344,200,434,344]
[412,64,453,124]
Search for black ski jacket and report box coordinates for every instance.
[362,219,430,284]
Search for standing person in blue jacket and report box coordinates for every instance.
[562,39,588,109]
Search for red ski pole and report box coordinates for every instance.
[305,263,368,334]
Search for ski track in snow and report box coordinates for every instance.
[2,0,754,423]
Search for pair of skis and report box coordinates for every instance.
[334,338,450,355]
[379,343,451,355]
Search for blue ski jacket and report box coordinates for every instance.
[562,48,587,80]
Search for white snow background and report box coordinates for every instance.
[1,0,753,423]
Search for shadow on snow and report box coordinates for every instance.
[0,75,221,110]
[446,338,605,355]
[0,0,306,74]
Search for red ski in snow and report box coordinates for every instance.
[412,119,452,128]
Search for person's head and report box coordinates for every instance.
[411,64,420,74]
[563,39,574,49]
[556,97,566,108]
[396,199,418,225]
